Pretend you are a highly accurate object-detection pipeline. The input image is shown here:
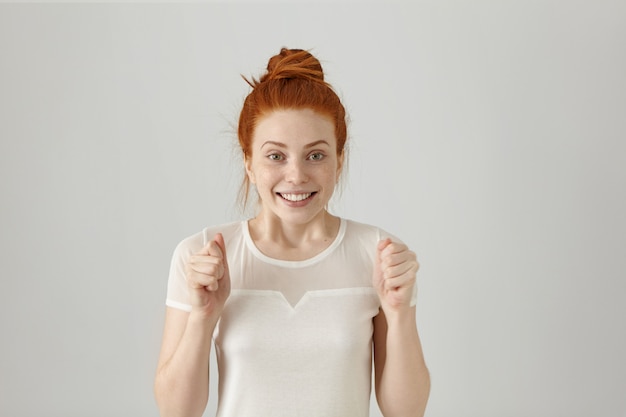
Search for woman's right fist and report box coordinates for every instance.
[185,233,231,317]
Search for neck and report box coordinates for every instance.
[251,210,339,247]
[248,211,341,260]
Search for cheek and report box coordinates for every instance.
[252,167,278,189]
[247,158,273,185]
[323,164,339,183]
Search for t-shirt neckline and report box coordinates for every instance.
[241,218,347,268]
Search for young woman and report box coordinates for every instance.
[154,48,430,417]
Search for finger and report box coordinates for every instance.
[382,260,418,280]
[187,259,223,277]
[384,276,416,292]
[380,242,410,258]
[381,251,418,271]
[379,240,414,259]
[187,272,219,291]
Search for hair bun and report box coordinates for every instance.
[258,48,325,84]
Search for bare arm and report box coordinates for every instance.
[154,233,230,417]
[374,307,430,417]
[154,308,216,417]
[372,238,430,417]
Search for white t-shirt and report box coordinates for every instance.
[166,218,416,417]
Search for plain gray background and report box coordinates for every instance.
[1,2,625,416]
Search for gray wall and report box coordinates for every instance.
[1,2,625,416]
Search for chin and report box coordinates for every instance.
[275,206,327,225]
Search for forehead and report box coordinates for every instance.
[252,108,336,148]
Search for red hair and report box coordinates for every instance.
[237,48,348,208]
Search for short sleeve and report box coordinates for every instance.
[165,231,206,312]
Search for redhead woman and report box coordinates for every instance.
[154,48,430,417]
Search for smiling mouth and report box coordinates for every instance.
[278,192,316,202]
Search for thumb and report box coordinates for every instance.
[197,238,214,256]
[377,238,392,259]
[374,238,391,279]
[214,233,230,274]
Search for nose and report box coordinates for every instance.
[285,159,309,184]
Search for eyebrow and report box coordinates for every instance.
[261,140,331,149]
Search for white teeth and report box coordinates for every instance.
[280,193,312,202]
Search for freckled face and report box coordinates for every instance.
[245,108,343,225]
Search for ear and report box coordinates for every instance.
[336,150,345,181]
[244,154,256,184]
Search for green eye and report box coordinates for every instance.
[309,152,324,161]
[268,153,283,161]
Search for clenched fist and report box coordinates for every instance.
[373,238,419,313]
[185,233,231,317]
